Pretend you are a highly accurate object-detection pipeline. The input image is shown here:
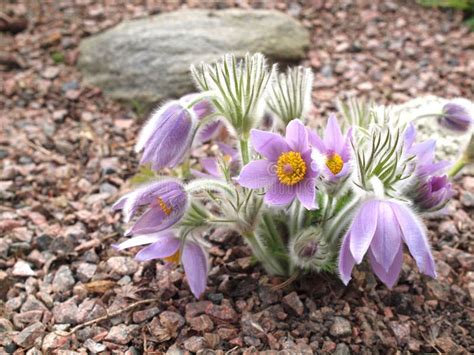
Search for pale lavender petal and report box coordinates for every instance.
[404,123,416,151]
[391,203,437,278]
[135,235,180,261]
[217,142,238,160]
[236,160,274,188]
[340,127,353,161]
[112,195,128,211]
[114,232,167,250]
[250,129,289,161]
[264,182,296,206]
[408,139,436,162]
[201,158,220,177]
[350,200,379,264]
[182,242,208,298]
[370,203,402,271]
[295,178,317,210]
[324,114,344,153]
[368,244,403,289]
[126,207,180,236]
[307,128,326,152]
[285,119,308,152]
[199,120,222,142]
[338,233,356,285]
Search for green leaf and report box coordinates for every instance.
[129,165,156,186]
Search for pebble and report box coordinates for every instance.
[105,324,139,345]
[53,265,75,292]
[106,256,139,276]
[76,262,97,282]
[183,336,206,352]
[189,315,214,332]
[160,311,185,330]
[13,322,45,348]
[460,191,474,207]
[76,298,107,323]
[330,317,352,338]
[100,157,120,175]
[389,322,410,345]
[84,338,107,353]
[12,260,36,277]
[21,295,47,312]
[52,298,78,324]
[42,332,70,352]
[41,66,60,79]
[132,307,160,323]
[205,303,237,321]
[282,291,304,316]
[334,343,351,355]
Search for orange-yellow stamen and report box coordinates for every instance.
[164,249,181,264]
[156,197,172,216]
[276,151,307,186]
[326,153,344,175]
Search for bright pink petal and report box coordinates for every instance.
[368,245,403,289]
[250,129,289,161]
[264,182,296,206]
[338,233,356,285]
[285,119,308,152]
[236,160,274,188]
[350,200,379,264]
[135,235,180,261]
[182,242,208,298]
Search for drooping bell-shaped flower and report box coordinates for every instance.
[338,199,436,288]
[236,119,318,209]
[181,93,224,142]
[114,231,208,298]
[413,175,454,211]
[135,101,197,170]
[438,99,473,133]
[309,114,352,182]
[113,179,188,236]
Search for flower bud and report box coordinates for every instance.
[439,99,473,133]
[289,227,334,272]
[413,175,454,212]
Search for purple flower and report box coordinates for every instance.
[309,114,352,181]
[237,119,318,209]
[338,199,436,288]
[194,143,239,179]
[114,231,208,298]
[181,93,223,142]
[413,175,454,211]
[113,179,188,236]
[135,101,196,170]
[439,101,473,132]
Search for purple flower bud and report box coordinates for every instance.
[413,175,454,211]
[181,93,223,142]
[439,101,473,132]
[135,102,196,170]
[113,179,188,236]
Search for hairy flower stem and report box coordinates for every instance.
[244,231,285,275]
[448,157,466,178]
[239,136,251,165]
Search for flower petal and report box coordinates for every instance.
[349,200,379,264]
[338,233,356,285]
[182,242,208,298]
[370,203,402,271]
[368,244,403,289]
[201,158,220,177]
[135,235,180,261]
[250,129,289,160]
[285,119,308,152]
[236,160,274,188]
[295,178,317,210]
[264,182,296,206]
[125,207,180,236]
[324,114,344,153]
[391,203,437,278]
[307,128,326,152]
[113,232,166,251]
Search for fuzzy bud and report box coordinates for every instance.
[289,227,334,272]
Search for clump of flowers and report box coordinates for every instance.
[112,53,469,298]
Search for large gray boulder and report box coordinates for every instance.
[78,9,310,105]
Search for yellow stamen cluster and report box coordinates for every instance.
[164,249,181,264]
[276,151,307,186]
[326,153,344,175]
[156,197,172,216]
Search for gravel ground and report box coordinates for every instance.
[0,1,473,353]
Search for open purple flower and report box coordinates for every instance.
[181,93,224,142]
[439,100,473,132]
[113,179,188,236]
[237,119,318,209]
[338,199,436,288]
[309,114,352,182]
[114,231,208,298]
[135,101,196,170]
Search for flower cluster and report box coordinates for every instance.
[111,53,471,298]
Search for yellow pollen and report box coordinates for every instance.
[164,249,181,264]
[326,153,344,175]
[276,151,307,186]
[156,197,172,216]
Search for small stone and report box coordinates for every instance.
[42,332,70,351]
[52,299,78,324]
[438,220,458,237]
[183,336,206,352]
[105,324,139,345]
[189,315,214,332]
[41,66,60,79]
[12,260,36,277]
[13,310,44,328]
[0,317,14,332]
[14,322,45,348]
[76,263,97,282]
[132,307,160,323]
[185,301,212,320]
[282,291,304,316]
[84,338,107,353]
[76,299,107,323]
[460,191,474,207]
[457,252,474,269]
[53,265,75,292]
[160,311,185,330]
[389,322,410,345]
[106,256,139,277]
[100,157,120,175]
[21,296,47,312]
[435,337,457,353]
[205,303,237,321]
[330,317,352,338]
[99,182,118,196]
